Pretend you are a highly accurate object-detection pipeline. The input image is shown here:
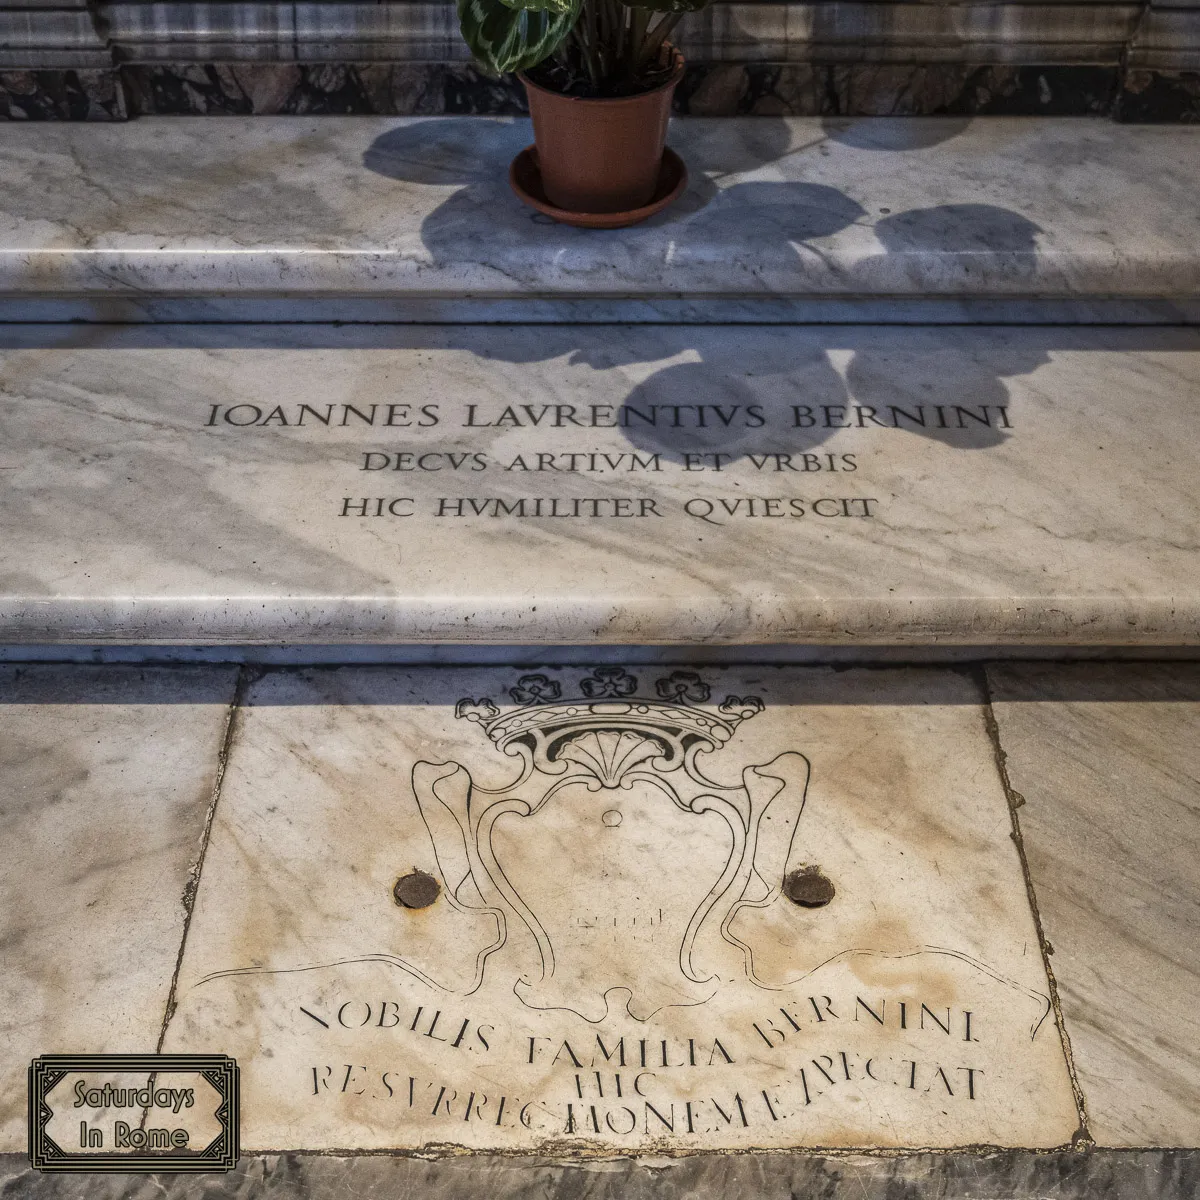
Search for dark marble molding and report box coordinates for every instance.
[675,63,1118,116]
[1115,70,1200,122]
[1,60,1195,119]
[117,61,1118,118]
[0,68,125,119]
[120,63,470,117]
[1,1150,1199,1200]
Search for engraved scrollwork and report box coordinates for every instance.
[409,671,810,1020]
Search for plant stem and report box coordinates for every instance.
[627,6,650,75]
[603,0,622,75]
[576,0,602,88]
[637,9,683,68]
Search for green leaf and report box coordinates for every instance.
[497,0,576,14]
[457,0,579,75]
[626,0,709,11]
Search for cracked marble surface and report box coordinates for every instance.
[0,323,1198,645]
[0,665,238,1151]
[989,663,1200,1147]
[0,116,1197,305]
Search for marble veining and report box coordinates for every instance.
[4,63,1180,124]
[115,62,1124,119]
[0,323,1198,646]
[0,1147,1197,1199]
[0,117,1197,300]
[1116,69,1200,123]
[0,665,238,1151]
[988,663,1200,1147]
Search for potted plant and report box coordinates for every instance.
[457,0,705,225]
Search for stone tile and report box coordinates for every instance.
[163,665,1078,1151]
[988,663,1200,1147]
[0,665,238,1151]
[1,324,1199,647]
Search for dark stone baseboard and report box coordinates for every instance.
[1,1149,1198,1200]
[0,69,126,119]
[4,60,1190,119]
[1115,69,1200,122]
[120,62,473,117]
[121,61,1119,117]
[116,61,1119,118]
[676,63,1117,116]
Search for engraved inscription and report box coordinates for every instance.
[171,669,1073,1152]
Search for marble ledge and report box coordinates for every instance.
[2,323,1199,647]
[6,645,1200,666]
[6,296,1200,326]
[0,116,1198,308]
[6,1150,1199,1200]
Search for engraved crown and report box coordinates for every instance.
[455,669,763,771]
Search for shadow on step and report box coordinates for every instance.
[5,663,1200,706]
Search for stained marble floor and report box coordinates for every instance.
[1,661,1197,1160]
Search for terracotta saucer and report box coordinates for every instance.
[509,145,688,229]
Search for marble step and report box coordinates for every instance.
[0,116,1197,324]
[2,661,1196,1163]
[4,1150,1194,1199]
[2,323,1199,648]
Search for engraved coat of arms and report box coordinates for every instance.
[411,669,811,1022]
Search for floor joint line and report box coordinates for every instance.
[154,662,258,1054]
[976,662,1094,1148]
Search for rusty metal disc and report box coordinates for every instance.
[783,867,835,907]
[394,870,441,909]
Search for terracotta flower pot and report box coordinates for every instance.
[518,52,685,215]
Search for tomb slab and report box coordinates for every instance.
[161,664,1080,1151]
[1,324,1198,646]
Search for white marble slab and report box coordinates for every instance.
[0,664,238,1151]
[1,323,1198,646]
[0,117,1196,313]
[162,665,1079,1151]
[988,663,1200,1148]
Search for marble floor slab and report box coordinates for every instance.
[0,665,238,1152]
[1,324,1198,646]
[161,665,1079,1151]
[0,117,1196,311]
[988,663,1200,1148]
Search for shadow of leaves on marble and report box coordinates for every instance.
[363,121,1048,464]
[820,117,973,151]
[361,117,860,269]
